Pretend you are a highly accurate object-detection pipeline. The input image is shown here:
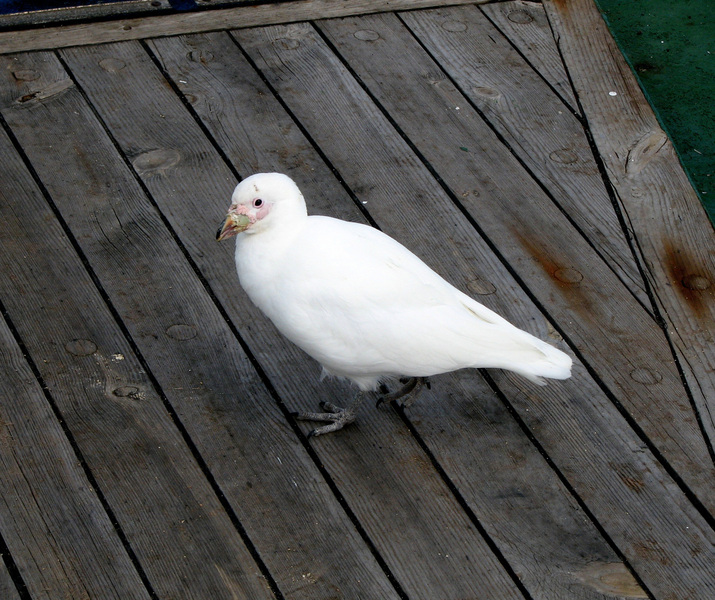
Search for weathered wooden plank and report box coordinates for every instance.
[0,111,275,599]
[542,0,715,464]
[0,559,20,600]
[399,5,649,311]
[64,36,529,600]
[397,3,715,511]
[319,10,714,512]
[234,21,715,597]
[120,24,644,592]
[480,0,578,112]
[0,0,485,55]
[145,33,638,600]
[0,311,150,600]
[0,52,402,600]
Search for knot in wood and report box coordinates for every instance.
[65,339,97,356]
[441,21,467,32]
[274,38,300,50]
[467,278,496,295]
[99,58,126,73]
[681,274,710,291]
[166,323,198,341]
[187,49,214,63]
[472,86,500,101]
[549,148,579,164]
[507,10,534,24]
[629,367,662,385]
[113,386,141,399]
[354,29,380,42]
[12,69,40,82]
[553,267,583,284]
[132,148,181,176]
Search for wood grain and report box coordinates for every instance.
[0,50,398,600]
[62,36,528,600]
[149,31,645,600]
[235,20,715,597]
[400,5,649,310]
[0,106,276,600]
[480,0,578,112]
[0,560,20,600]
[543,0,715,474]
[0,311,150,600]
[0,0,485,55]
[319,10,714,512]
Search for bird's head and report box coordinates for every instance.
[216,172,307,241]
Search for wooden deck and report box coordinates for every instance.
[1,1,713,598]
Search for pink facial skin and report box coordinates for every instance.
[254,200,272,221]
[229,200,272,224]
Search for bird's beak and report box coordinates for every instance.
[216,212,251,241]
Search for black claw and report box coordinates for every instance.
[288,411,299,418]
[318,400,327,410]
[307,429,318,439]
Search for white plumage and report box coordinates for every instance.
[217,173,572,435]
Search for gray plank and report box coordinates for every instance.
[0,311,150,600]
[399,5,649,311]
[141,35,635,600]
[0,559,20,600]
[63,36,529,600]
[1,48,403,600]
[320,10,714,511]
[234,20,715,598]
[0,0,485,55]
[396,4,715,514]
[166,27,650,600]
[0,107,274,599]
[480,0,578,112]
[543,0,715,465]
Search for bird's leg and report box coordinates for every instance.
[293,391,365,437]
[376,377,429,409]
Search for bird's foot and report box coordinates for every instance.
[376,377,430,409]
[293,392,365,437]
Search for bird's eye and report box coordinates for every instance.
[253,198,263,208]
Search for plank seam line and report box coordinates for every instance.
[228,29,383,231]
[312,18,715,532]
[479,370,657,599]
[0,0,489,54]
[53,48,287,600]
[142,33,411,600]
[0,499,32,599]
[309,21,654,594]
[0,276,157,599]
[542,13,715,468]
[394,8,654,318]
[476,3,582,120]
[388,14,715,520]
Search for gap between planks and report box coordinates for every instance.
[0,0,487,55]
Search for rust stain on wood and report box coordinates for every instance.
[512,227,592,313]
[662,239,713,317]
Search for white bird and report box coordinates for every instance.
[217,173,572,436]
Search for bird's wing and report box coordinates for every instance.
[264,217,568,383]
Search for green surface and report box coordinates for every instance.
[595,0,714,223]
